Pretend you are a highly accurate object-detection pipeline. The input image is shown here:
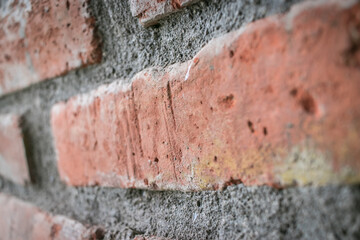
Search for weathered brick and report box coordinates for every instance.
[52,0,360,190]
[0,193,104,240]
[0,0,101,96]
[129,0,199,26]
[0,114,29,184]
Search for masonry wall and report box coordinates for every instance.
[0,0,360,239]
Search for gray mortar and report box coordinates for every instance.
[0,0,359,239]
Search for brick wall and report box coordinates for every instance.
[0,0,360,239]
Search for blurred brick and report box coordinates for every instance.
[52,0,360,190]
[129,0,199,26]
[0,193,104,240]
[0,0,101,96]
[0,114,29,184]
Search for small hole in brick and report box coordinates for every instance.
[66,0,70,10]
[218,94,234,108]
[229,50,234,58]
[154,157,159,163]
[263,127,267,136]
[290,88,298,97]
[214,156,217,162]
[247,121,255,133]
[132,152,135,156]
[300,93,317,114]
[151,183,158,189]
[143,178,149,185]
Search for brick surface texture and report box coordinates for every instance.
[51,0,360,190]
[129,0,199,26]
[0,114,29,184]
[0,193,104,240]
[0,0,101,96]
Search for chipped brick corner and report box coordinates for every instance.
[129,0,199,26]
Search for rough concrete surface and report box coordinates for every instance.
[0,0,359,239]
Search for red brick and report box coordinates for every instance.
[51,0,360,190]
[129,0,199,26]
[0,193,104,240]
[0,0,101,96]
[0,114,29,184]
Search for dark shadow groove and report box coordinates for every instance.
[19,115,39,184]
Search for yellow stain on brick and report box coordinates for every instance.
[193,139,237,189]
[275,143,360,186]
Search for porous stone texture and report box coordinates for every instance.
[2,183,359,240]
[52,0,360,190]
[0,114,29,184]
[129,0,199,26]
[134,236,169,240]
[0,0,101,96]
[0,193,104,240]
[1,0,359,239]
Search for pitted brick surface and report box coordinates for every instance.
[51,0,360,190]
[0,0,101,96]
